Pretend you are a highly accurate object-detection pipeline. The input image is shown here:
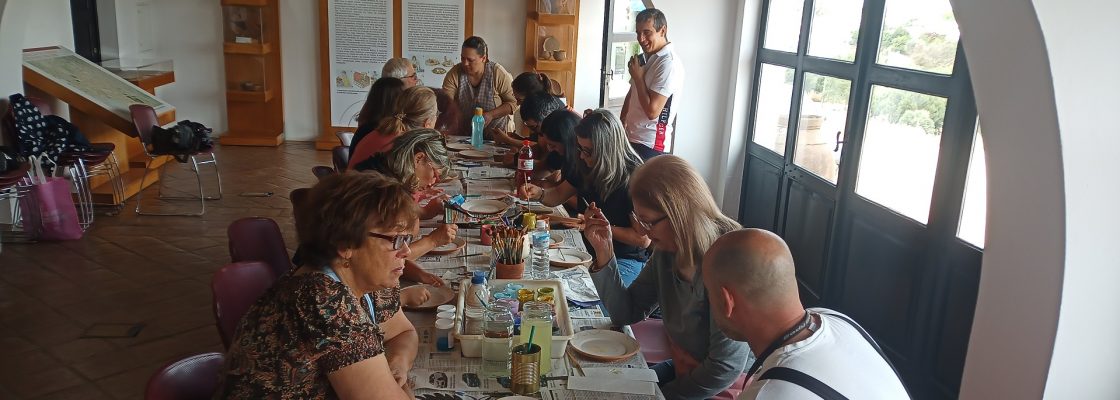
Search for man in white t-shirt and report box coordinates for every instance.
[621,8,685,160]
[702,229,911,400]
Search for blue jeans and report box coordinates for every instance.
[617,257,646,287]
[651,360,676,387]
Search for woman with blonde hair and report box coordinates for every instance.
[583,155,752,399]
[518,109,649,285]
[350,85,439,169]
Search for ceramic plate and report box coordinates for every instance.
[570,329,640,362]
[459,149,491,159]
[447,142,474,151]
[549,248,592,268]
[477,189,511,200]
[428,237,466,255]
[549,233,565,248]
[461,199,509,215]
[400,285,456,311]
[528,204,554,214]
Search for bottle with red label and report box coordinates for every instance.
[515,140,534,187]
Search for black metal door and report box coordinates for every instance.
[739,0,984,398]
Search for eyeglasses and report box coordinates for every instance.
[404,73,418,80]
[577,144,593,157]
[368,232,414,250]
[631,211,668,232]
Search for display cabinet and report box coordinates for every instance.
[220,0,284,146]
[526,0,579,105]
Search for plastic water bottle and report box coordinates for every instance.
[471,107,485,149]
[464,271,489,335]
[531,221,550,280]
[515,140,534,187]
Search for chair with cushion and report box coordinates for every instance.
[631,318,672,366]
[311,165,336,180]
[336,131,354,147]
[144,352,225,400]
[129,104,222,216]
[227,217,292,279]
[331,145,349,172]
[211,261,276,349]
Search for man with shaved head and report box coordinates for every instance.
[702,229,909,400]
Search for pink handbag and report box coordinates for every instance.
[20,156,82,240]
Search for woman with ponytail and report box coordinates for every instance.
[349,86,439,169]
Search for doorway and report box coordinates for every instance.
[598,0,652,114]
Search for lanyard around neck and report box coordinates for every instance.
[747,310,813,377]
[319,266,378,323]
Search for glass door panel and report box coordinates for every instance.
[876,0,960,75]
[957,124,986,247]
[855,85,948,224]
[752,64,797,156]
[794,73,851,183]
[763,0,806,53]
[806,0,864,62]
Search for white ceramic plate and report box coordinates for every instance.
[570,329,640,362]
[461,199,509,215]
[428,237,466,255]
[549,233,565,247]
[549,248,591,268]
[400,285,456,311]
[477,189,510,200]
[458,149,491,159]
[447,142,474,151]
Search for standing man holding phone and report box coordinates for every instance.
[621,8,684,160]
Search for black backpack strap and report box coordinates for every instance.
[817,310,912,399]
[759,367,848,400]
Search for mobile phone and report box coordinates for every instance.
[636,53,648,66]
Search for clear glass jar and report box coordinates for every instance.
[519,301,554,375]
[481,303,515,377]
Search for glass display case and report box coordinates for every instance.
[223,5,265,44]
[538,0,576,15]
[100,58,174,81]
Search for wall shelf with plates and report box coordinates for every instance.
[525,0,579,105]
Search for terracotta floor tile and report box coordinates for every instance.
[1,144,327,397]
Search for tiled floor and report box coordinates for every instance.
[0,143,330,399]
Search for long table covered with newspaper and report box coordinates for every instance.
[403,147,665,400]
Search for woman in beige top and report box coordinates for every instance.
[442,36,517,135]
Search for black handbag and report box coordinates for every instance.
[149,124,201,163]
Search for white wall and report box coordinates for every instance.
[473,0,526,79]
[573,0,605,111]
[278,0,320,141]
[650,0,741,193]
[20,0,73,50]
[143,0,225,133]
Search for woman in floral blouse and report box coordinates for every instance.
[215,172,419,399]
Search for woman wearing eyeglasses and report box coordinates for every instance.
[216,172,419,399]
[518,109,650,285]
[583,155,753,399]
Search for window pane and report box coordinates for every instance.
[855,85,947,224]
[613,1,645,34]
[752,64,796,155]
[763,0,806,53]
[957,124,986,247]
[806,0,864,62]
[794,73,851,183]
[876,0,960,74]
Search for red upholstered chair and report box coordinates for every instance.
[129,104,222,216]
[211,261,275,349]
[632,318,672,366]
[143,352,224,400]
[227,217,292,279]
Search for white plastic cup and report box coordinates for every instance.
[437,311,456,320]
[437,305,457,314]
[435,317,456,350]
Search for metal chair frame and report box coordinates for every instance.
[129,105,223,216]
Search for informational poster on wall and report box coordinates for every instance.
[327,0,394,127]
[402,0,466,88]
